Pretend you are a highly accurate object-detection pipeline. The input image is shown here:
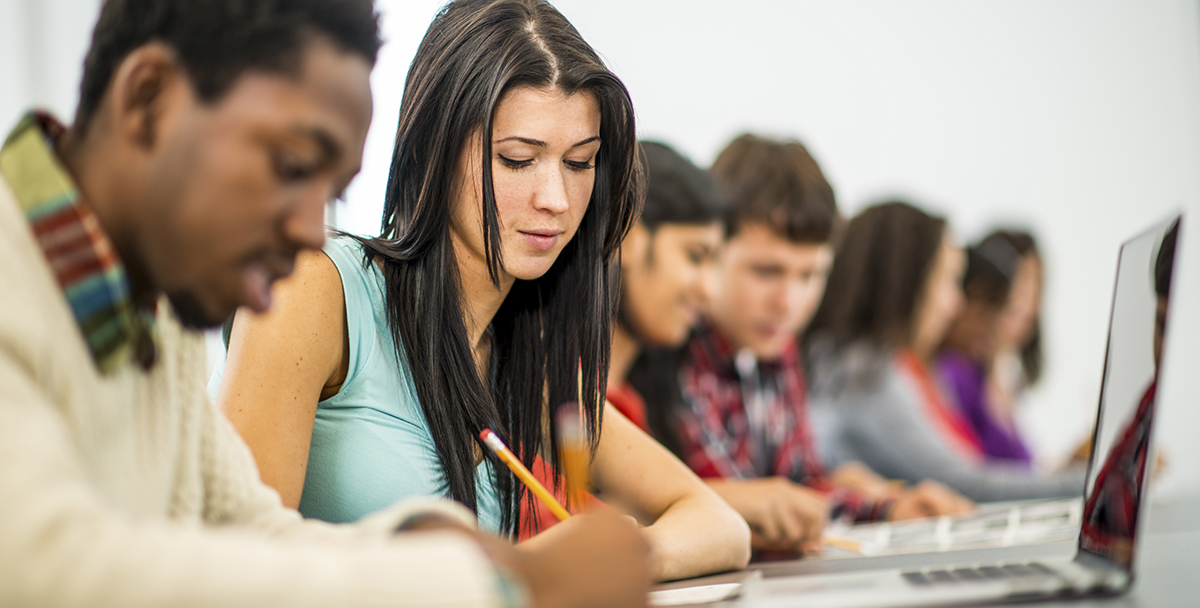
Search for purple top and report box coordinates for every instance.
[935,350,1033,467]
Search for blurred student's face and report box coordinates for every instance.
[451,86,601,284]
[132,38,372,328]
[994,255,1042,353]
[911,233,965,359]
[620,221,723,347]
[944,299,999,363]
[707,222,833,360]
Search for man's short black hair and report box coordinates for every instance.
[1156,218,1181,298]
[75,0,382,134]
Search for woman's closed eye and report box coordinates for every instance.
[565,157,595,172]
[497,154,533,170]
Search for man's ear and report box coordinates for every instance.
[108,42,188,150]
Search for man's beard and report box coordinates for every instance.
[166,290,223,330]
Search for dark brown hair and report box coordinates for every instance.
[805,200,946,349]
[351,0,642,537]
[710,133,839,243]
[958,230,1044,384]
[638,141,726,230]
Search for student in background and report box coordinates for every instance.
[806,201,1086,502]
[607,141,725,429]
[937,231,1044,468]
[631,135,972,556]
[0,0,652,606]
[213,0,749,582]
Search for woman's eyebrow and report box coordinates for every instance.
[493,135,601,148]
[569,136,601,148]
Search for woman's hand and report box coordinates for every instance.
[589,405,750,581]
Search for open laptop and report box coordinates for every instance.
[812,496,1082,558]
[650,213,1182,608]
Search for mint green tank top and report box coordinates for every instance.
[209,237,503,532]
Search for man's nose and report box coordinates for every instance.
[783,280,809,316]
[283,189,329,252]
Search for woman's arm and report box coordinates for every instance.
[840,374,1083,502]
[589,404,750,581]
[215,249,349,509]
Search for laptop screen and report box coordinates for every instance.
[1077,214,1181,569]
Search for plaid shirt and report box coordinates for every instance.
[675,321,891,522]
[0,112,158,373]
[1080,382,1155,564]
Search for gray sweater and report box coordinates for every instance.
[807,342,1085,502]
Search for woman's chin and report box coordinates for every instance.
[507,259,558,282]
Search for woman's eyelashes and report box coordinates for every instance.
[496,154,596,172]
[565,158,595,172]
[497,154,533,170]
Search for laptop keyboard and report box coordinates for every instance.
[902,562,1056,586]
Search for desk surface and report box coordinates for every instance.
[659,492,1200,607]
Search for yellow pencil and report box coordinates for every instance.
[556,405,590,509]
[480,429,571,521]
[822,534,863,554]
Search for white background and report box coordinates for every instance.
[3,0,1198,496]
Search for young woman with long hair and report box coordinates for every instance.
[211,0,748,582]
[937,230,1045,467]
[805,201,1085,502]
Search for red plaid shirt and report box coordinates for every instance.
[1080,382,1155,565]
[675,322,891,522]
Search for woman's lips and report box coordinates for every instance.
[520,230,563,252]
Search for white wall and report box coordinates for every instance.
[0,0,101,128]
[5,0,1199,495]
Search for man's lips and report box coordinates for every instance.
[240,255,294,313]
[241,263,273,313]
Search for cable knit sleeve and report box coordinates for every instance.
[0,345,505,608]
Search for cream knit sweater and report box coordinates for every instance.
[0,174,503,607]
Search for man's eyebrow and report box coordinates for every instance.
[494,135,601,148]
[293,126,342,163]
